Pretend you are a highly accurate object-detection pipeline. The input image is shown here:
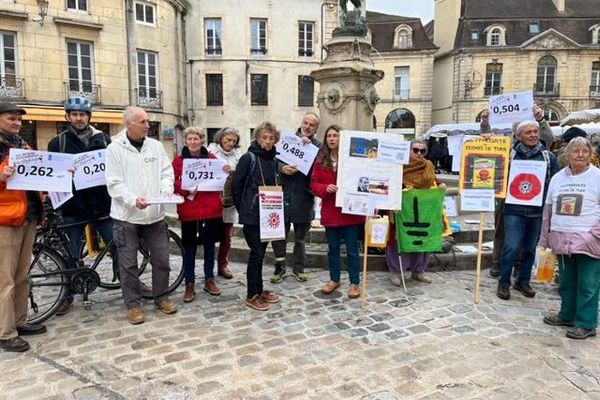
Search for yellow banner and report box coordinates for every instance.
[458,137,511,198]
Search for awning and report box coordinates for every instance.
[20,106,124,124]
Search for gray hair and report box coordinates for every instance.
[303,111,320,125]
[183,126,206,140]
[123,106,144,124]
[214,127,240,148]
[564,136,593,156]
[516,120,539,136]
[254,121,280,142]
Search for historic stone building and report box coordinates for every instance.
[0,0,187,154]
[431,0,600,125]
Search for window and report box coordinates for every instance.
[535,55,557,93]
[591,62,600,96]
[529,22,540,34]
[206,74,223,106]
[0,32,17,87]
[250,74,268,105]
[484,63,503,96]
[148,121,160,140]
[298,21,314,57]
[490,29,501,45]
[205,18,222,55]
[250,19,267,55]
[67,41,93,93]
[297,75,314,106]
[135,1,155,26]
[544,108,560,125]
[67,0,88,11]
[591,25,600,45]
[393,67,409,99]
[207,128,220,144]
[394,25,413,49]
[137,50,158,99]
[470,30,479,41]
[485,25,505,46]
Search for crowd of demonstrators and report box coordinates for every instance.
[270,112,321,284]
[47,96,113,316]
[310,125,363,298]
[172,127,227,303]
[0,102,45,352]
[105,106,178,325]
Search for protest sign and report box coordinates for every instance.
[505,160,547,206]
[146,193,184,204]
[73,150,106,190]
[460,189,495,212]
[181,158,228,191]
[377,137,410,165]
[258,186,285,241]
[7,149,73,193]
[458,136,511,198]
[48,191,73,209]
[395,188,444,253]
[275,130,319,175]
[488,90,535,125]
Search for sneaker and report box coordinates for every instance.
[16,323,46,336]
[218,266,233,279]
[496,283,510,300]
[348,284,360,299]
[55,297,73,316]
[321,281,341,295]
[489,265,500,278]
[0,337,30,352]
[183,283,196,303]
[245,295,269,311]
[270,266,287,283]
[260,291,280,304]
[203,278,222,296]
[292,269,309,282]
[543,314,574,327]
[411,273,432,283]
[127,306,145,325]
[389,273,402,286]
[566,327,596,340]
[513,281,536,298]
[155,299,178,315]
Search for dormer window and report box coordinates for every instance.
[590,24,600,45]
[394,24,413,49]
[529,22,540,34]
[470,29,479,41]
[485,25,506,46]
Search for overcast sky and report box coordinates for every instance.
[366,0,434,23]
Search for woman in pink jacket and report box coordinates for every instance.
[540,136,600,340]
[310,125,364,299]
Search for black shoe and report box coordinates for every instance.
[496,284,510,300]
[16,323,47,336]
[566,327,596,340]
[513,281,536,298]
[489,265,500,278]
[543,314,574,327]
[56,297,73,316]
[0,336,30,352]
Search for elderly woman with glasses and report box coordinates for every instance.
[540,137,600,340]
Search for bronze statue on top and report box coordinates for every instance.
[335,0,367,37]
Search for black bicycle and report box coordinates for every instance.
[27,205,184,324]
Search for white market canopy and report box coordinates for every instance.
[425,122,514,138]
[561,109,600,126]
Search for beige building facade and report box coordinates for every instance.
[0,0,186,155]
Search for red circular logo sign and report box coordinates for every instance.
[509,173,542,201]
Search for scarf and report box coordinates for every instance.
[403,158,436,189]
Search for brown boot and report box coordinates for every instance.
[203,278,222,296]
[183,283,195,303]
[155,299,178,314]
[218,266,233,279]
[127,306,145,324]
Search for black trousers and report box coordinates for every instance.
[242,224,267,298]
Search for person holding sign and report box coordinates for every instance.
[106,106,178,324]
[540,137,600,340]
[47,96,113,315]
[231,122,282,311]
[496,120,558,301]
[0,101,45,352]
[310,125,364,298]
[172,127,227,302]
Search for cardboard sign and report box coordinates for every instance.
[505,160,547,206]
[458,137,511,198]
[258,186,285,242]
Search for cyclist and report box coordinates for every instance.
[47,96,113,315]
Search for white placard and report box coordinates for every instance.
[505,160,547,207]
[146,193,184,204]
[48,191,73,209]
[369,223,388,245]
[488,90,535,125]
[7,149,73,192]
[341,192,375,216]
[460,189,495,212]
[275,130,320,176]
[444,196,458,217]
[377,137,410,165]
[72,150,106,190]
[258,187,285,241]
[181,158,228,191]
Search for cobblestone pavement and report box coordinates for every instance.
[2,263,600,400]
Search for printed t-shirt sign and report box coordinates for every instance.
[458,137,511,198]
[505,160,547,206]
[395,189,444,253]
[258,186,285,241]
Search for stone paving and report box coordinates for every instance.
[2,263,600,400]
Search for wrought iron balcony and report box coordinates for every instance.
[590,86,600,98]
[136,88,162,109]
[392,89,410,100]
[64,81,101,104]
[533,82,560,97]
[298,49,314,57]
[484,86,503,96]
[250,47,267,55]
[0,76,24,99]
[205,47,222,55]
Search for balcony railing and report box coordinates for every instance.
[484,86,503,96]
[136,88,162,109]
[590,85,600,98]
[64,81,101,104]
[0,77,24,99]
[205,47,222,55]
[533,82,560,97]
[298,49,314,57]
[250,47,267,55]
[392,89,410,100]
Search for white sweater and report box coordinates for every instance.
[106,129,174,225]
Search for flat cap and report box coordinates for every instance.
[0,101,26,115]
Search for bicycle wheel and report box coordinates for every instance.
[79,241,121,289]
[27,245,68,325]
[139,229,184,299]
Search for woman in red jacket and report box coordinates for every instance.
[173,127,227,302]
[310,125,364,299]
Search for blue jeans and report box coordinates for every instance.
[325,225,361,285]
[183,241,216,284]
[499,214,542,287]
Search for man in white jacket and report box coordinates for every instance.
[106,106,177,324]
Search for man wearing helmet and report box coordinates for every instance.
[47,96,113,315]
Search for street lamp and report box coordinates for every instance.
[36,0,49,26]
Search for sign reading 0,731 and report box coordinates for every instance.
[181,158,228,191]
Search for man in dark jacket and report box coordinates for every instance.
[47,96,113,315]
[271,112,321,283]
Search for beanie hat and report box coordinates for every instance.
[562,126,587,143]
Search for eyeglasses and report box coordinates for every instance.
[412,148,427,155]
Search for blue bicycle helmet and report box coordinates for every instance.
[64,96,92,113]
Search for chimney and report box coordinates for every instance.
[552,0,565,12]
